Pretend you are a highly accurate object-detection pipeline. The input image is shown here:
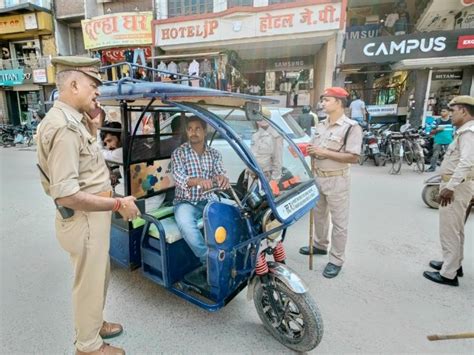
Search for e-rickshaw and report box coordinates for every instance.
[97,63,323,352]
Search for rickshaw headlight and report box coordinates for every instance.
[215,226,227,244]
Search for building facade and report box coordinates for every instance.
[339,0,474,127]
[153,0,346,107]
[0,0,55,124]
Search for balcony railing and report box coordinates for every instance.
[1,0,51,9]
[1,55,51,70]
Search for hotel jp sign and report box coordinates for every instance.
[153,1,344,47]
[344,29,474,64]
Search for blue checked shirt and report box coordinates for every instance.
[171,142,227,203]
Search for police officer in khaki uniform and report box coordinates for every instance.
[424,95,474,287]
[249,107,283,194]
[299,87,362,278]
[37,56,140,355]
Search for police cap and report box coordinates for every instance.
[449,95,474,107]
[322,87,349,99]
[52,56,102,84]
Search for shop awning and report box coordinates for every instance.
[151,51,221,60]
[391,56,474,70]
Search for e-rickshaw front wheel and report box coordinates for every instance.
[253,278,323,352]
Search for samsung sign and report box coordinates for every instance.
[345,29,474,65]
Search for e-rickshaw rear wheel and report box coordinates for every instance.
[254,278,323,352]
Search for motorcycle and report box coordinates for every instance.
[422,174,474,222]
[359,128,382,166]
[1,124,17,147]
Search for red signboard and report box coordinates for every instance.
[457,35,474,49]
[102,47,152,63]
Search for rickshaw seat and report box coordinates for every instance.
[131,205,175,229]
[148,216,204,244]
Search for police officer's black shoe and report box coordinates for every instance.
[429,260,463,277]
[423,271,459,286]
[299,246,328,255]
[323,263,341,278]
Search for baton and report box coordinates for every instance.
[308,156,315,270]
[427,332,474,341]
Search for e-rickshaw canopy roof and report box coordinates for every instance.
[98,80,278,107]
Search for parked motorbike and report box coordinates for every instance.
[359,128,382,166]
[1,125,17,147]
[422,174,474,223]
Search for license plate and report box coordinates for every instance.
[369,143,379,153]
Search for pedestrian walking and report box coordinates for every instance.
[299,87,362,278]
[423,95,474,287]
[36,56,140,355]
[427,107,454,172]
[349,93,366,127]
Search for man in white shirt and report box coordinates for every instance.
[349,94,366,126]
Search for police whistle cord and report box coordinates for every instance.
[427,333,474,341]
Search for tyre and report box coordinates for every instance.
[390,142,402,174]
[404,144,414,165]
[374,154,382,167]
[422,185,439,209]
[415,155,425,173]
[254,278,323,352]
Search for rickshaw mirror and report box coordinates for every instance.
[244,102,262,121]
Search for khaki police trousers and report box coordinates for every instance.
[314,174,351,266]
[55,210,112,352]
[439,180,473,280]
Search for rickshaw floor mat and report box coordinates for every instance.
[182,266,212,298]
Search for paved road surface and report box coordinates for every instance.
[1,148,473,354]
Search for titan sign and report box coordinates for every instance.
[344,29,474,65]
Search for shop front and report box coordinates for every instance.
[0,5,54,124]
[342,29,474,127]
[152,0,346,107]
[81,12,154,80]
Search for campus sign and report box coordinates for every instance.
[344,29,474,64]
[82,12,153,50]
[153,2,343,47]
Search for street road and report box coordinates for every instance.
[1,148,473,354]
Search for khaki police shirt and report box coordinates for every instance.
[311,115,362,171]
[251,126,283,180]
[37,101,111,200]
[439,119,474,190]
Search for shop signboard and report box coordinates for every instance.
[344,29,474,64]
[0,15,25,34]
[0,69,24,86]
[153,2,344,47]
[22,68,34,85]
[366,104,398,117]
[345,24,381,41]
[432,71,463,80]
[82,12,153,50]
[457,34,474,49]
[33,68,48,83]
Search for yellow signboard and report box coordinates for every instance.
[0,15,25,35]
[82,12,153,50]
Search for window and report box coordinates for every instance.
[228,0,253,8]
[168,0,214,18]
[268,0,295,4]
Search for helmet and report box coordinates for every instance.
[302,105,311,114]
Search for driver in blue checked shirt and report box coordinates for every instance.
[171,116,230,266]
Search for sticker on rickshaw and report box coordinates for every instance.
[277,184,318,219]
